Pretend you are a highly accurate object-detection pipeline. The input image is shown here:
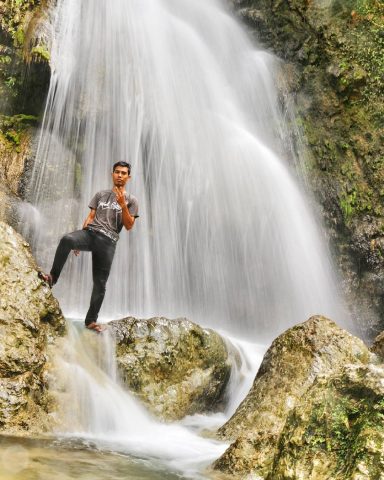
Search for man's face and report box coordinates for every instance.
[112,166,130,188]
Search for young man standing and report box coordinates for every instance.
[39,161,139,332]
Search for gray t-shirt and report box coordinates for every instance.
[87,189,139,242]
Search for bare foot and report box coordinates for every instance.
[85,322,106,333]
[38,271,55,288]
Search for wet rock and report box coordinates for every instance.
[371,331,384,361]
[271,363,384,479]
[213,315,376,478]
[109,316,237,421]
[230,0,384,336]
[0,221,65,434]
[0,124,34,225]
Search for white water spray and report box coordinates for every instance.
[23,0,347,338]
[52,322,231,478]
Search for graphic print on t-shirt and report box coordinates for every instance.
[99,200,121,211]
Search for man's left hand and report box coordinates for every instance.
[114,187,126,208]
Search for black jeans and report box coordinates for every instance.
[50,228,116,325]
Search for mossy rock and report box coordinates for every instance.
[0,221,65,434]
[0,0,51,116]
[213,315,375,478]
[109,316,237,421]
[272,364,384,479]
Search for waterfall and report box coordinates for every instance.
[23,0,348,339]
[50,322,231,477]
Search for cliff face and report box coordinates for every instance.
[232,0,384,337]
[0,221,65,434]
[0,0,51,224]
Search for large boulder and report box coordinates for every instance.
[0,221,65,434]
[108,316,237,421]
[213,315,377,478]
[271,363,384,479]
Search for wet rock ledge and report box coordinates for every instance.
[0,221,65,434]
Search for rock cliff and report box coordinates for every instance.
[0,0,51,224]
[0,221,65,434]
[231,0,384,337]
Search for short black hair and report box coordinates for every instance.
[113,161,131,175]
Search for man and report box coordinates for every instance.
[39,161,139,333]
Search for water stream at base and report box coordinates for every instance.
[0,436,184,480]
[0,321,262,478]
[1,320,265,479]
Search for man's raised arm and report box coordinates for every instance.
[115,188,135,230]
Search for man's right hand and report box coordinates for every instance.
[73,250,80,256]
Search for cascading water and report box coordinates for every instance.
[22,0,348,339]
[50,322,232,478]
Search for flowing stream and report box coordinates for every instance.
[46,322,238,479]
[0,323,265,479]
[17,0,352,476]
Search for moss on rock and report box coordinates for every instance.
[212,315,380,479]
[0,0,51,115]
[109,316,237,421]
[0,0,51,225]
[0,221,65,434]
[272,364,384,479]
[232,0,384,336]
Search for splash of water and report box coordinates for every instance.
[23,0,347,339]
[50,322,231,478]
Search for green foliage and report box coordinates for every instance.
[4,129,20,145]
[14,26,25,47]
[0,55,11,65]
[302,378,384,478]
[0,0,39,47]
[31,44,50,62]
[0,113,38,146]
[340,191,357,222]
[0,1,51,119]
[4,76,16,89]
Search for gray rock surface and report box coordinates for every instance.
[212,315,381,479]
[0,221,65,433]
[371,331,384,360]
[109,316,237,421]
[271,363,384,479]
